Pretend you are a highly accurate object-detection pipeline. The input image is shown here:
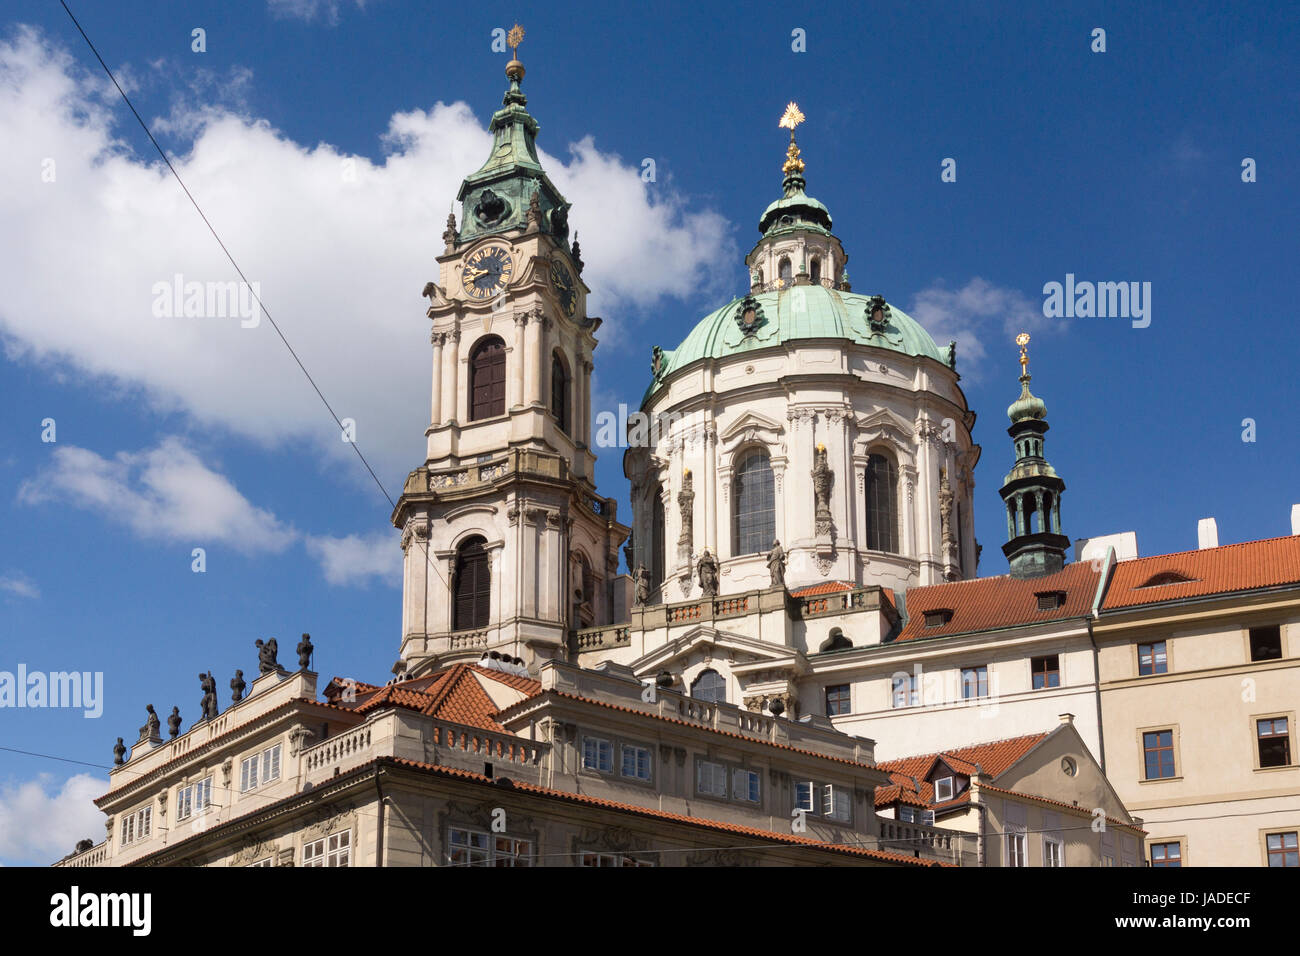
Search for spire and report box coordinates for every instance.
[758,102,832,237]
[998,333,1069,578]
[453,24,573,248]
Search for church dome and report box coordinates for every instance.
[646,285,948,401]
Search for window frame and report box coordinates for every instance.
[1043,836,1065,867]
[619,742,653,782]
[1264,830,1299,868]
[581,735,614,774]
[1030,654,1061,690]
[1005,828,1028,867]
[824,683,851,717]
[891,672,919,709]
[864,451,900,553]
[239,743,282,793]
[695,758,728,799]
[961,665,989,700]
[1255,714,1293,770]
[175,775,213,822]
[1150,840,1182,867]
[1137,640,1168,676]
[731,448,776,557]
[933,775,955,803]
[550,350,570,435]
[468,335,506,421]
[1248,625,1284,663]
[452,535,492,632]
[1141,728,1178,781]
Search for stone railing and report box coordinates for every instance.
[713,595,749,618]
[428,719,547,765]
[796,586,886,618]
[573,624,631,653]
[666,601,704,624]
[53,842,108,868]
[877,819,962,858]
[448,630,489,651]
[304,723,373,773]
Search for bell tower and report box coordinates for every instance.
[392,26,629,676]
[999,333,1069,578]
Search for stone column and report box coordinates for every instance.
[537,315,552,410]
[443,328,461,425]
[511,314,527,409]
[524,313,541,406]
[580,357,593,448]
[430,332,444,425]
[704,422,717,555]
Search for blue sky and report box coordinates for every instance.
[1,0,1296,864]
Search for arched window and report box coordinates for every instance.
[453,536,491,630]
[732,449,775,557]
[691,668,726,703]
[550,352,570,434]
[469,337,505,421]
[864,452,899,553]
[651,489,666,591]
[810,257,821,283]
[778,258,793,286]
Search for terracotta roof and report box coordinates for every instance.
[335,664,542,732]
[874,733,1050,807]
[1103,534,1300,610]
[790,580,857,598]
[894,562,1100,642]
[502,689,880,770]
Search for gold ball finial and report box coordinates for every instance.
[1016,332,1031,375]
[506,23,526,80]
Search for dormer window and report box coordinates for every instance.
[924,609,953,628]
[934,776,955,802]
[1036,591,1066,611]
[1136,570,1197,588]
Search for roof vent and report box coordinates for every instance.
[923,609,953,628]
[1136,570,1196,588]
[1035,591,1066,611]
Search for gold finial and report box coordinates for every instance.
[683,467,691,476]
[1016,332,1031,375]
[816,442,826,453]
[779,102,806,176]
[507,23,525,56]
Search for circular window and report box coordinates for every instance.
[1061,757,1078,777]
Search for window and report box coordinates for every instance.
[1143,730,1176,779]
[453,536,491,631]
[1138,641,1168,676]
[493,836,532,867]
[810,257,821,283]
[1150,841,1181,867]
[924,609,953,628]
[239,744,282,792]
[864,453,899,552]
[891,673,919,708]
[933,776,954,802]
[550,352,570,434]
[1035,591,1066,611]
[825,684,851,716]
[1044,837,1064,867]
[690,668,726,704]
[1031,655,1060,689]
[582,736,613,773]
[898,806,916,823]
[961,666,988,699]
[778,257,792,286]
[1249,625,1283,662]
[176,776,213,821]
[822,784,851,822]
[1006,829,1027,867]
[119,806,152,847]
[732,450,775,556]
[620,744,652,781]
[696,760,727,798]
[447,828,489,866]
[733,769,761,803]
[1257,717,1291,768]
[795,781,814,813]
[1267,832,1298,867]
[582,853,653,867]
[469,336,506,420]
[248,858,273,867]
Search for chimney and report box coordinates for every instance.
[1292,504,1300,536]
[1058,712,1075,724]
[1197,517,1218,550]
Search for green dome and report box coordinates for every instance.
[645,285,949,403]
[1007,377,1048,422]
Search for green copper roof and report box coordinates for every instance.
[1006,376,1048,422]
[645,285,948,402]
[758,173,832,236]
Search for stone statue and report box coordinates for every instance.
[198,672,219,721]
[633,564,650,607]
[297,633,314,669]
[139,704,160,741]
[167,707,182,740]
[571,232,584,275]
[230,669,246,703]
[441,210,458,250]
[113,738,126,766]
[526,189,542,231]
[697,549,719,599]
[767,540,787,588]
[939,471,955,547]
[256,638,279,675]
[677,469,695,560]
[812,443,834,536]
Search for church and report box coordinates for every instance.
[59,31,1298,869]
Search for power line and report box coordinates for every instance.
[58,0,395,511]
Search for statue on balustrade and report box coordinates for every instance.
[231,669,246,703]
[767,540,786,588]
[256,637,280,675]
[697,549,719,599]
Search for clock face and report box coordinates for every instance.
[461,245,514,299]
[549,259,577,316]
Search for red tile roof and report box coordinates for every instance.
[874,733,1050,807]
[1103,534,1300,610]
[790,580,857,597]
[894,562,1100,642]
[336,664,541,733]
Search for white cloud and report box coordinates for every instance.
[0,27,734,494]
[0,572,40,599]
[18,438,297,554]
[306,530,401,586]
[0,773,104,865]
[267,0,368,25]
[907,277,1057,381]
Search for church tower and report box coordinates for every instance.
[999,333,1069,578]
[392,27,629,676]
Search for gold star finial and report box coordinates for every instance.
[507,24,525,57]
[779,102,806,176]
[1016,332,1031,375]
[779,102,805,131]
